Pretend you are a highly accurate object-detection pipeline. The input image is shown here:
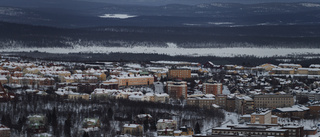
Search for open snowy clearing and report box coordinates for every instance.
[99,14,137,19]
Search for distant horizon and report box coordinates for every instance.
[79,0,320,6]
[1,0,320,7]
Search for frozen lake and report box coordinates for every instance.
[1,43,319,57]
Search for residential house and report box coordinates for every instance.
[176,126,194,136]
[154,93,169,103]
[121,124,143,136]
[90,89,120,100]
[135,114,152,124]
[27,115,47,134]
[82,118,100,132]
[0,124,10,137]
[157,119,177,130]
[157,128,174,136]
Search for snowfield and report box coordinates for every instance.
[99,14,137,19]
[2,43,320,57]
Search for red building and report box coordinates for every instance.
[167,80,187,99]
[203,79,223,95]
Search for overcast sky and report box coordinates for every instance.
[81,0,320,5]
[1,0,320,7]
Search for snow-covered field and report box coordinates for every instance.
[2,43,320,57]
[99,14,137,19]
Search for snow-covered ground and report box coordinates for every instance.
[99,14,137,19]
[2,43,320,57]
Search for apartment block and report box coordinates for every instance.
[235,95,255,115]
[167,80,187,99]
[116,74,154,87]
[203,80,223,95]
[254,94,294,109]
[168,68,191,79]
[251,110,278,124]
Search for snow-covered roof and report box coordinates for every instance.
[310,64,320,68]
[137,114,152,119]
[116,75,153,79]
[157,119,176,123]
[279,63,301,67]
[276,105,309,112]
[123,124,141,128]
[154,93,169,97]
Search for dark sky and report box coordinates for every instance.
[81,0,320,5]
[1,0,320,7]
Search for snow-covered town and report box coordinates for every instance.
[1,55,320,137]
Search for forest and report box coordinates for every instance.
[1,21,320,49]
[0,92,225,137]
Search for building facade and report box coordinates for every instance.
[235,95,255,115]
[167,80,187,99]
[168,69,191,79]
[203,82,223,95]
[0,124,10,137]
[121,124,143,136]
[254,94,294,109]
[116,75,154,87]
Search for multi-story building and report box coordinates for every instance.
[254,94,294,109]
[273,105,309,119]
[271,68,295,75]
[235,95,255,115]
[211,125,304,137]
[226,97,236,112]
[278,63,302,69]
[116,74,154,87]
[250,110,278,124]
[154,93,169,103]
[168,68,191,79]
[308,68,320,75]
[187,95,215,109]
[212,125,289,137]
[296,68,309,75]
[167,80,187,99]
[281,126,304,137]
[258,63,278,71]
[216,94,227,109]
[202,79,223,95]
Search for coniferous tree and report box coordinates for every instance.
[107,108,113,119]
[51,107,58,134]
[143,119,149,132]
[195,122,201,134]
[1,115,6,126]
[64,117,72,137]
[83,132,89,137]
[139,109,145,114]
